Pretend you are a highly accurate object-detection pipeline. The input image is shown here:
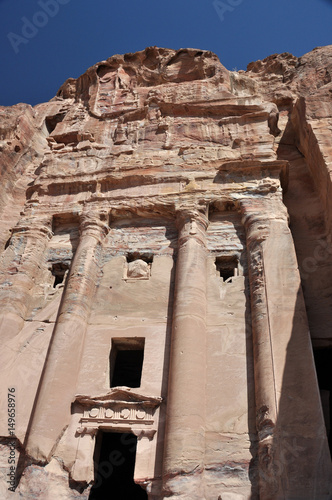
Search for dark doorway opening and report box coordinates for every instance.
[110,338,145,388]
[89,432,148,500]
[313,348,332,456]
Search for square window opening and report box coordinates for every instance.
[215,256,239,283]
[125,253,153,280]
[110,338,145,388]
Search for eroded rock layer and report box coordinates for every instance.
[0,46,332,499]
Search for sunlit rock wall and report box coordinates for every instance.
[0,45,332,499]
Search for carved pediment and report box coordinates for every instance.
[73,388,162,433]
[74,388,162,407]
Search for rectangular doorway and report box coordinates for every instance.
[89,432,147,499]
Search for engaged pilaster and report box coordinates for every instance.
[0,218,53,342]
[241,196,332,499]
[25,211,109,462]
[163,207,208,499]
[241,201,278,443]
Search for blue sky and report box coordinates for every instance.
[0,0,331,107]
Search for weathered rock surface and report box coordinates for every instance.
[0,45,332,499]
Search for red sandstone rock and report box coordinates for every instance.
[0,45,332,499]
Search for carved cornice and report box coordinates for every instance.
[74,389,162,407]
[217,159,289,192]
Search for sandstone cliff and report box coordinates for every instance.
[0,46,331,500]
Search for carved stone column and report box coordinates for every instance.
[0,217,53,342]
[240,201,278,460]
[241,197,332,499]
[25,211,109,462]
[163,208,208,499]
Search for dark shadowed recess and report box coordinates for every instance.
[89,432,148,500]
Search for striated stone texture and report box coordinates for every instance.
[0,46,332,499]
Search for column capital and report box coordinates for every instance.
[240,197,288,226]
[11,217,53,241]
[175,206,209,248]
[79,212,109,241]
[239,197,289,245]
[175,205,209,230]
